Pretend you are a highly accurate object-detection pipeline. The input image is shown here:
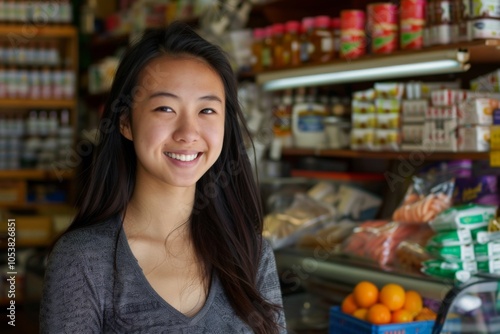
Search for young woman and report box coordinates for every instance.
[40,22,286,333]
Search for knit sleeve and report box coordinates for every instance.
[39,233,103,333]
[257,239,287,333]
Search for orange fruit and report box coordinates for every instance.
[341,293,358,315]
[352,308,368,321]
[379,283,406,311]
[403,290,423,316]
[415,307,437,321]
[367,303,391,325]
[392,309,414,323]
[352,281,379,309]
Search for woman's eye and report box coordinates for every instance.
[201,108,215,114]
[154,106,173,113]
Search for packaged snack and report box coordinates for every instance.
[352,100,375,113]
[392,177,454,224]
[353,88,376,101]
[263,193,336,249]
[297,220,357,251]
[374,82,405,99]
[394,240,433,273]
[341,221,433,268]
[426,241,500,261]
[429,203,497,231]
[422,258,500,282]
[452,175,498,205]
[426,227,488,247]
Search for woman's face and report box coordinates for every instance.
[121,55,226,189]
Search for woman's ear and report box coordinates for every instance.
[120,115,133,141]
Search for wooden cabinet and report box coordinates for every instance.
[0,24,78,214]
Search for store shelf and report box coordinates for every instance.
[0,24,77,37]
[256,40,500,90]
[0,98,77,109]
[281,148,490,161]
[0,169,74,180]
[274,248,453,301]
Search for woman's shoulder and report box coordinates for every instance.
[51,217,122,258]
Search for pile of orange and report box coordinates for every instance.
[341,281,437,325]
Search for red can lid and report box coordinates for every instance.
[272,23,285,35]
[285,20,300,32]
[253,27,265,39]
[302,16,315,30]
[265,25,273,37]
[314,15,331,28]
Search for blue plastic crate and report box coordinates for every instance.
[329,306,435,334]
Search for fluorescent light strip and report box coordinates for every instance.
[262,60,467,91]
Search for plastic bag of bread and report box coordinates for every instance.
[263,193,336,250]
[394,240,433,273]
[392,175,454,224]
[297,220,357,253]
[341,221,433,269]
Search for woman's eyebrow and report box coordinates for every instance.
[148,91,178,100]
[148,91,223,104]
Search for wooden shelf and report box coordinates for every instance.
[0,24,77,37]
[0,98,77,109]
[0,169,75,180]
[281,148,490,161]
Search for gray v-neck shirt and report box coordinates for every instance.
[40,217,286,333]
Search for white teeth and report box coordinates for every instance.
[166,152,198,162]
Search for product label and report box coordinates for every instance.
[261,47,272,68]
[298,113,325,132]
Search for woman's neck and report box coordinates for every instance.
[123,175,196,241]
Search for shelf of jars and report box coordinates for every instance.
[255,40,500,90]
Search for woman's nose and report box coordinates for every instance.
[172,114,200,143]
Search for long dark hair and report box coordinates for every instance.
[66,22,281,333]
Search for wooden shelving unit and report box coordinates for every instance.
[0,24,79,212]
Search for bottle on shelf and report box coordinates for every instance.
[0,64,6,98]
[262,25,274,70]
[299,17,315,65]
[292,86,328,149]
[272,89,294,148]
[271,23,285,69]
[40,66,52,99]
[251,27,265,73]
[331,17,341,58]
[62,60,75,100]
[310,15,334,63]
[282,20,301,68]
[29,67,41,99]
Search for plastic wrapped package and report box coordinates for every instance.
[263,193,336,249]
[422,204,500,282]
[392,175,454,224]
[297,220,357,252]
[394,240,433,273]
[341,221,434,269]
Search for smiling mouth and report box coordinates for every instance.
[165,152,200,162]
